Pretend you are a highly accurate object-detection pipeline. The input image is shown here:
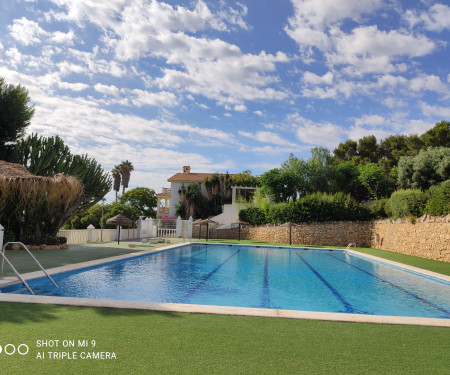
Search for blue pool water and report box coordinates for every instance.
[2,244,450,319]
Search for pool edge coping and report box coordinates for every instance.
[0,242,449,327]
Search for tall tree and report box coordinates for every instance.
[357,135,379,163]
[398,147,450,190]
[0,77,35,160]
[120,187,157,218]
[260,168,299,203]
[118,160,134,194]
[421,121,450,148]
[111,166,121,201]
[333,139,358,163]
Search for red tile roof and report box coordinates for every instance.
[168,172,218,183]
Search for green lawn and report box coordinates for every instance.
[1,302,449,375]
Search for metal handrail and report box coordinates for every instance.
[1,242,59,292]
[0,251,34,294]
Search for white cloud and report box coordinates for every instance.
[354,115,385,127]
[239,130,297,147]
[94,83,120,97]
[234,104,247,112]
[8,17,76,46]
[129,89,178,107]
[5,48,23,66]
[405,4,450,32]
[420,102,450,117]
[50,29,75,45]
[253,110,264,117]
[9,17,47,45]
[286,0,383,51]
[303,71,333,85]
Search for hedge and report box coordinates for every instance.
[239,192,373,225]
[386,189,427,218]
[424,180,450,216]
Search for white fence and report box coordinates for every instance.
[57,228,138,244]
[56,216,193,245]
[138,216,192,239]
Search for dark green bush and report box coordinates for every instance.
[239,207,267,226]
[3,228,15,244]
[424,180,450,216]
[239,192,373,225]
[58,236,68,244]
[365,198,389,219]
[45,235,60,245]
[20,233,61,245]
[386,189,427,218]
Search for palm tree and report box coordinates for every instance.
[118,160,134,194]
[111,166,121,201]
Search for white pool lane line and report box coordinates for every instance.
[0,243,449,327]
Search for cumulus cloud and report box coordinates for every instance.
[52,0,288,106]
[420,102,450,117]
[9,17,76,46]
[303,71,333,85]
[9,17,47,45]
[286,0,443,103]
[234,104,247,112]
[94,83,120,97]
[405,4,450,32]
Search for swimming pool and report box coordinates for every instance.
[1,244,449,319]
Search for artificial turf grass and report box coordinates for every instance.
[193,239,450,276]
[1,302,449,375]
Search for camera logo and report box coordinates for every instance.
[0,344,29,355]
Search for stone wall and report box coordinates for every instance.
[193,221,372,247]
[193,215,450,262]
[371,215,450,262]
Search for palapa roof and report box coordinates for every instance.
[0,160,83,210]
[106,214,133,226]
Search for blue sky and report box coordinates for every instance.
[1,0,449,199]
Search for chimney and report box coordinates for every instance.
[183,166,191,174]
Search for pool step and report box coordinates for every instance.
[6,286,54,296]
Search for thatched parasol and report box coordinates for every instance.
[281,222,299,245]
[193,219,217,242]
[231,220,249,241]
[106,214,133,244]
[0,160,83,211]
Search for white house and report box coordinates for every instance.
[167,166,258,225]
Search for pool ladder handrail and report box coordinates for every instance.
[1,242,58,295]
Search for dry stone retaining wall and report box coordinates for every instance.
[371,215,449,262]
[193,215,449,262]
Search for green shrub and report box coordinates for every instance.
[239,207,267,226]
[365,198,389,219]
[58,236,68,244]
[3,228,15,244]
[386,189,427,218]
[240,192,373,224]
[424,180,450,216]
